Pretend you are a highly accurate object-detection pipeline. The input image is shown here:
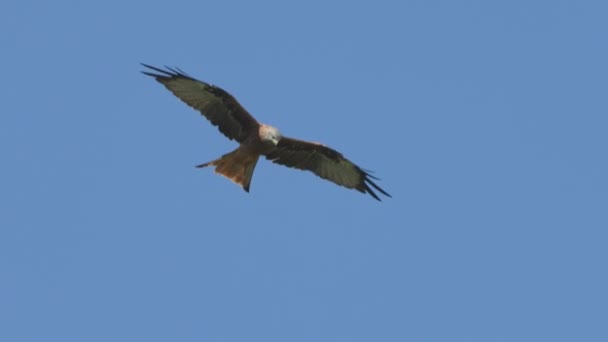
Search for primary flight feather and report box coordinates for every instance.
[141,64,391,201]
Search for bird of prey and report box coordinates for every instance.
[141,64,391,200]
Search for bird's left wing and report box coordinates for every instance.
[265,137,391,201]
[141,64,259,143]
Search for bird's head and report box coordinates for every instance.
[259,125,282,146]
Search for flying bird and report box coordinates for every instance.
[141,64,391,200]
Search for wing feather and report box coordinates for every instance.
[265,137,391,201]
[141,64,259,142]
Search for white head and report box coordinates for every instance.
[259,125,282,146]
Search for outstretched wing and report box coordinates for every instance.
[265,137,391,201]
[141,64,259,143]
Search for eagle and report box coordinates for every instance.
[142,64,391,201]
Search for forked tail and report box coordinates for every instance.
[196,147,260,192]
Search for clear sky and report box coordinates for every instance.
[2,0,607,341]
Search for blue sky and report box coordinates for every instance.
[2,0,607,341]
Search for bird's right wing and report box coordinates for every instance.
[142,64,259,143]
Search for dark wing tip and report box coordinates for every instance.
[140,63,192,80]
[361,170,391,201]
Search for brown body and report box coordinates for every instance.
[196,125,277,192]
